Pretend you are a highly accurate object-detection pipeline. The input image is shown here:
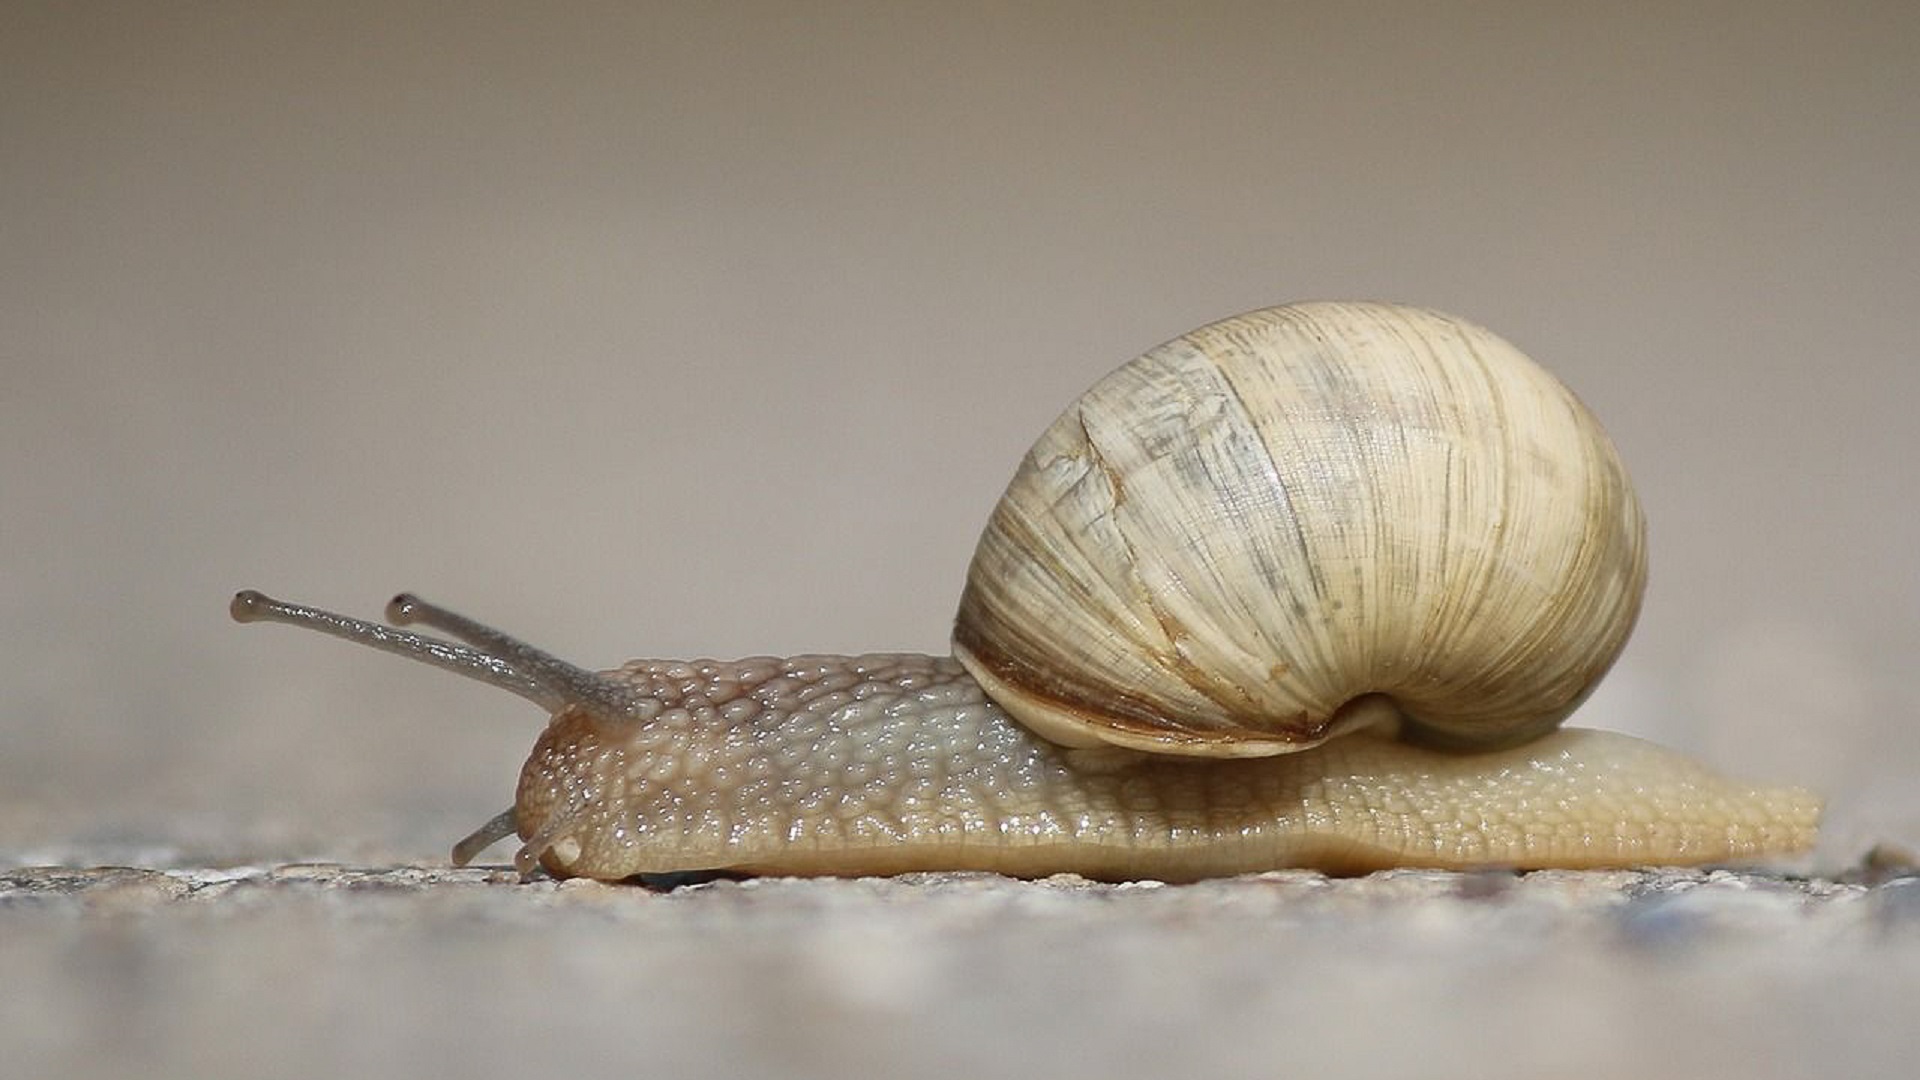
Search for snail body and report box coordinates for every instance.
[232,301,1820,881]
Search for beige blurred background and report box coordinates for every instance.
[3,0,1915,869]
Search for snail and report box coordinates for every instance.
[231,301,1821,882]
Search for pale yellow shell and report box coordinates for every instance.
[953,301,1648,758]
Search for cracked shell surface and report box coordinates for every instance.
[954,301,1647,757]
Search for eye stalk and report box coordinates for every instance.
[229,590,655,726]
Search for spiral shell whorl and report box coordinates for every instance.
[952,301,1648,757]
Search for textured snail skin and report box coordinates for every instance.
[511,654,1819,881]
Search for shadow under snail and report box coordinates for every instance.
[232,301,1821,882]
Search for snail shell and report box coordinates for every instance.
[956,302,1645,758]
[230,300,1817,882]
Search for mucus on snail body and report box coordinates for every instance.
[232,301,1820,882]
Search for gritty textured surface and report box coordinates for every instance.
[6,860,1919,1080]
[508,653,1816,880]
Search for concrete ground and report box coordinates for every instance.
[7,856,1917,1080]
